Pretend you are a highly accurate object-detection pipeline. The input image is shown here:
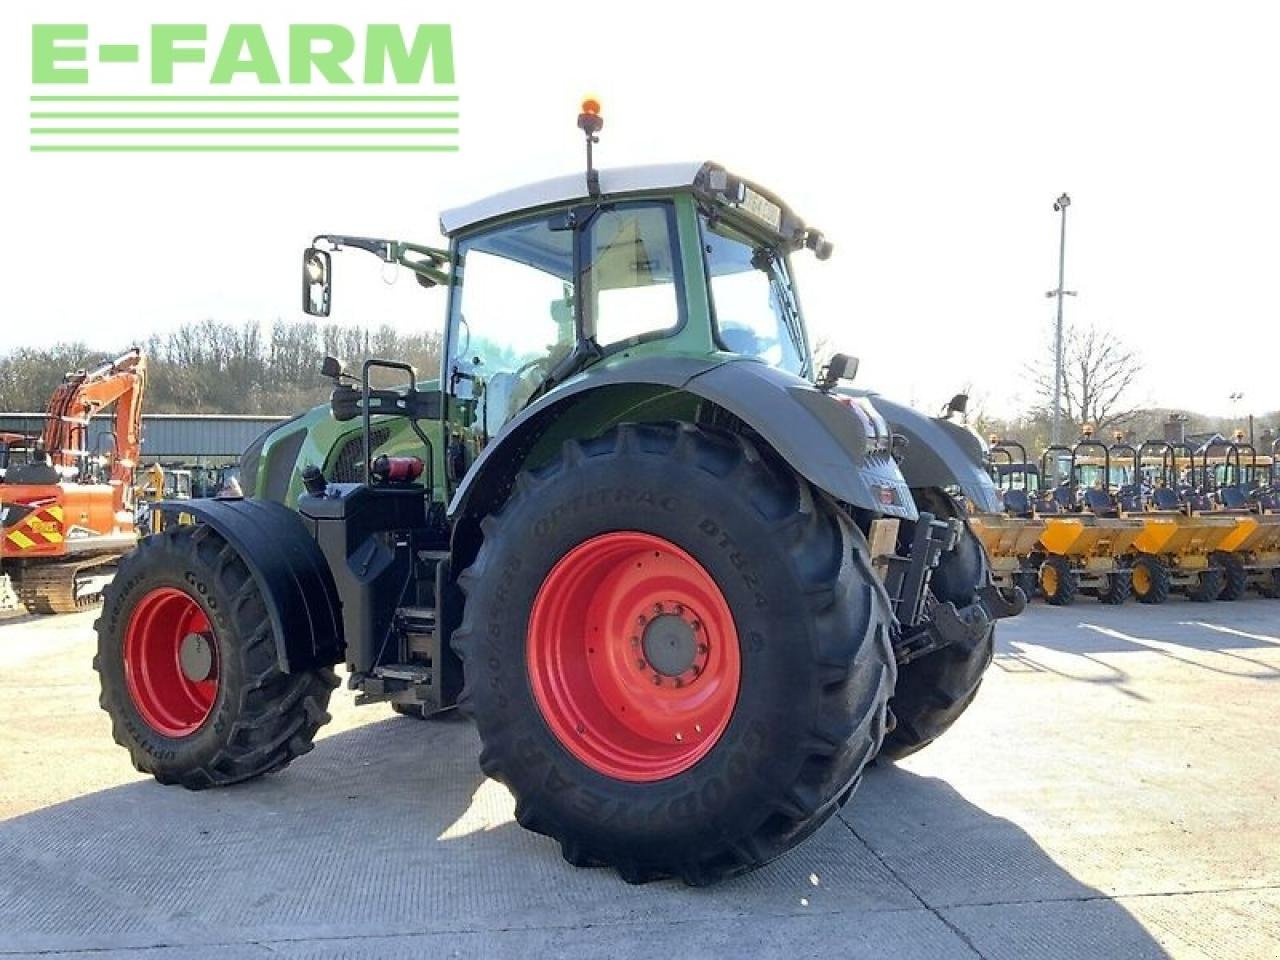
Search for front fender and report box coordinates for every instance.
[156,497,343,672]
[447,356,917,523]
[865,396,1002,514]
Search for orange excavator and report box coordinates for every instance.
[0,349,147,613]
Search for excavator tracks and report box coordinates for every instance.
[15,558,116,614]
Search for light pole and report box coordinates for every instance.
[1046,193,1077,445]
[1229,392,1251,445]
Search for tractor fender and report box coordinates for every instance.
[156,497,343,673]
[447,356,918,528]
[863,395,1003,514]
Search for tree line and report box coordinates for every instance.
[0,319,442,415]
[3,317,1274,452]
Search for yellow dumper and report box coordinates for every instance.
[1038,515,1145,605]
[1212,514,1280,599]
[969,514,1046,601]
[1128,514,1238,603]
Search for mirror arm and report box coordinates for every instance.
[312,235,451,287]
[313,234,393,259]
[393,241,451,286]
[392,243,450,287]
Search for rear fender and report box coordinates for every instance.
[447,357,918,555]
[156,498,343,672]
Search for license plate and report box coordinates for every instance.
[740,187,782,231]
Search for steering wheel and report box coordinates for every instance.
[514,356,549,379]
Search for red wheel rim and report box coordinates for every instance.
[123,587,220,737]
[527,532,741,782]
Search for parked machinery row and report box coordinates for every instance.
[973,429,1280,605]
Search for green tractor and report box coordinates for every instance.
[94,104,1021,885]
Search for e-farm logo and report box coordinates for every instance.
[29,23,458,153]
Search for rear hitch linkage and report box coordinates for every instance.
[885,512,1027,666]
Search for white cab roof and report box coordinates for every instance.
[438,162,708,236]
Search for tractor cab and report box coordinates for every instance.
[302,159,833,464]
[433,161,822,439]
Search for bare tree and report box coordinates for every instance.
[1030,322,1143,433]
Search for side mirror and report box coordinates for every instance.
[320,355,344,381]
[303,247,332,317]
[818,352,859,391]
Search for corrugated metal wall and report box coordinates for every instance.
[0,413,287,462]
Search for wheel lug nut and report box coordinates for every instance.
[636,658,647,670]
[697,643,708,654]
[652,674,663,686]
[691,621,702,632]
[653,602,663,614]
[636,615,646,626]
[630,636,639,647]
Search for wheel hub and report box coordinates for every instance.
[179,632,215,682]
[123,587,220,737]
[526,531,741,782]
[641,613,697,677]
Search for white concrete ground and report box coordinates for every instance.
[1,597,1278,959]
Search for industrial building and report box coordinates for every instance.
[0,413,286,465]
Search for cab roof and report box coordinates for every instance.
[438,161,805,240]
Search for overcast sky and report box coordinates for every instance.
[5,1,1278,420]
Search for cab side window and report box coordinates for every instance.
[587,203,683,348]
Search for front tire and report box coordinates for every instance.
[94,525,338,789]
[1014,567,1041,602]
[1040,555,1078,606]
[453,423,895,885]
[1132,555,1171,605]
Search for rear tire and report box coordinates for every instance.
[878,488,995,763]
[1014,567,1040,602]
[1186,566,1224,602]
[1213,553,1248,602]
[1261,569,1280,600]
[1132,555,1171,605]
[94,525,338,789]
[1040,555,1078,606]
[1097,569,1132,605]
[453,423,895,885]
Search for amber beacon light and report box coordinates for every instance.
[578,97,604,196]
